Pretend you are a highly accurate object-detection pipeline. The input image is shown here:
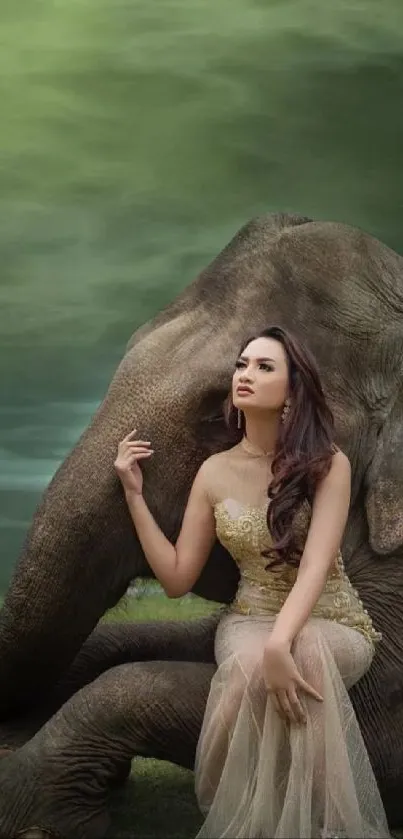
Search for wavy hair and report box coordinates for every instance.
[224,325,336,569]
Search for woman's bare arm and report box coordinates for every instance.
[124,461,216,597]
[269,449,351,647]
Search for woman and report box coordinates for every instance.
[115,325,389,839]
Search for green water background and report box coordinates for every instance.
[1,0,403,591]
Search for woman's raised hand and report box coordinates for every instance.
[114,428,154,495]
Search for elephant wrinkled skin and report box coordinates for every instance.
[1,212,403,837]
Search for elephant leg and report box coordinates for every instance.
[54,613,218,696]
[0,660,214,839]
[0,614,219,751]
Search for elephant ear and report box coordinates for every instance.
[366,389,403,555]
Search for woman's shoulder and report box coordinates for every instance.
[195,445,241,500]
[198,445,239,474]
[327,446,351,483]
[330,445,350,468]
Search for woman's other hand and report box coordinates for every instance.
[114,428,153,495]
[263,638,323,724]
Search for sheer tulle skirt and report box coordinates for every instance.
[194,613,390,838]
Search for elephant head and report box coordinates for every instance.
[1,211,403,720]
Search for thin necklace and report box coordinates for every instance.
[240,436,275,458]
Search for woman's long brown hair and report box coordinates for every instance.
[224,326,336,569]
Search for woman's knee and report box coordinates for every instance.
[220,654,264,727]
[220,671,248,727]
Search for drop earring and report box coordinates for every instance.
[237,409,242,429]
[281,398,291,424]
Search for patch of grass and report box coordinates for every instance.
[102,589,218,624]
[108,759,203,839]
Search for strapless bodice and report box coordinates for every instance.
[214,498,381,647]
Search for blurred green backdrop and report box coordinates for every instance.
[1,0,403,591]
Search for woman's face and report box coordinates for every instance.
[232,336,289,413]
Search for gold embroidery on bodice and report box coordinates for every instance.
[214,498,381,647]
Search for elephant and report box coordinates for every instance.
[1,211,403,838]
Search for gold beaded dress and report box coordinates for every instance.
[194,439,389,839]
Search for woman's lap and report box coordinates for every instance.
[195,615,388,838]
[214,613,373,689]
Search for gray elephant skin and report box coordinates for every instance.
[0,212,403,838]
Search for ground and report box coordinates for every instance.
[107,759,202,839]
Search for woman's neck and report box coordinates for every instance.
[243,414,280,456]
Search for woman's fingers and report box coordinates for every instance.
[119,431,154,458]
[125,446,153,455]
[122,429,153,444]
[296,675,323,703]
[121,444,153,456]
[125,451,153,461]
[123,427,138,441]
[288,686,306,724]
[115,452,153,472]
[269,691,287,722]
[132,451,153,459]
[268,683,307,725]
[277,689,298,724]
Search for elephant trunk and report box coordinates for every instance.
[0,406,146,719]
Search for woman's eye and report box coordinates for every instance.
[260,363,273,371]
[235,360,245,369]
